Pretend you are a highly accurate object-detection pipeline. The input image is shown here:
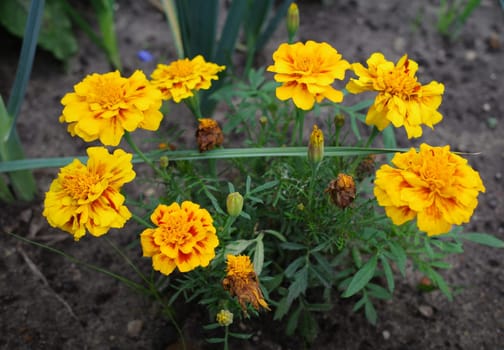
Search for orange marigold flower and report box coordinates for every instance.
[267,41,350,110]
[346,53,444,139]
[374,143,486,236]
[43,147,135,241]
[151,55,225,102]
[222,255,270,315]
[140,201,219,275]
[59,70,163,146]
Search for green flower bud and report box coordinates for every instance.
[287,3,299,42]
[308,125,324,164]
[159,156,169,168]
[226,192,244,217]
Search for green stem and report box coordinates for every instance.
[124,131,166,179]
[224,326,230,350]
[6,231,150,294]
[293,108,305,146]
[185,95,204,120]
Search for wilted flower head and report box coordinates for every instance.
[222,255,270,315]
[325,173,356,208]
[308,124,324,164]
[140,201,219,275]
[151,55,225,102]
[216,309,234,327]
[346,53,444,138]
[59,70,163,146]
[374,143,485,236]
[196,118,224,152]
[43,147,135,240]
[267,41,350,110]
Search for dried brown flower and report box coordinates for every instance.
[325,173,356,208]
[196,118,223,152]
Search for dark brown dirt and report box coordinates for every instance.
[1,0,503,349]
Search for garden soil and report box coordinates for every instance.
[1,0,503,349]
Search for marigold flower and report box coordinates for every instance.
[140,201,219,275]
[267,41,350,110]
[59,70,163,146]
[216,309,234,327]
[325,173,356,208]
[222,255,270,315]
[374,143,486,236]
[308,124,324,164]
[150,55,225,102]
[43,147,135,241]
[196,118,224,152]
[346,53,444,138]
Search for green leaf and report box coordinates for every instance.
[224,239,254,256]
[253,238,264,275]
[205,337,225,343]
[284,256,304,278]
[460,232,504,248]
[228,332,253,339]
[287,266,308,306]
[285,302,302,335]
[366,283,392,300]
[364,299,377,325]
[380,255,395,293]
[388,241,407,276]
[342,255,378,298]
[352,295,367,312]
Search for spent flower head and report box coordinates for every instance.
[374,143,485,235]
[140,201,219,275]
[267,40,350,110]
[196,118,224,152]
[43,147,135,240]
[151,55,225,102]
[346,53,444,138]
[59,70,163,146]
[222,255,270,314]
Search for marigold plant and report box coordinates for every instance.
[346,53,444,138]
[43,147,135,240]
[374,143,486,235]
[59,70,163,146]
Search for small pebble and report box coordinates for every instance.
[393,37,406,53]
[482,103,491,112]
[127,320,143,338]
[418,305,434,318]
[495,172,502,181]
[465,50,477,61]
[382,330,391,340]
[486,117,498,129]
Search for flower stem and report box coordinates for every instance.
[293,108,305,146]
[124,131,166,179]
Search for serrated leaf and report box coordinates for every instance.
[285,303,302,335]
[388,241,407,276]
[342,255,377,298]
[224,239,254,256]
[287,266,308,306]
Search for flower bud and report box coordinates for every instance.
[259,116,268,126]
[308,125,324,164]
[286,3,299,42]
[216,309,234,327]
[159,156,169,168]
[334,113,345,128]
[226,192,244,217]
[325,173,356,208]
[196,118,224,152]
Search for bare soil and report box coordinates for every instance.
[1,0,503,349]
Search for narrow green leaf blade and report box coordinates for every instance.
[342,255,378,298]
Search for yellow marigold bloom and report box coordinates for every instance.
[140,201,219,275]
[151,55,225,102]
[374,143,486,236]
[346,53,444,138]
[59,70,163,146]
[267,41,350,110]
[216,309,234,327]
[43,147,135,241]
[222,255,270,315]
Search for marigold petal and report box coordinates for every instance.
[152,254,177,275]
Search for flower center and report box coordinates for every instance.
[159,213,193,247]
[383,67,420,99]
[87,75,124,110]
[62,171,102,201]
[170,60,194,78]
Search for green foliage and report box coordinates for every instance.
[0,0,77,63]
[437,0,481,39]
